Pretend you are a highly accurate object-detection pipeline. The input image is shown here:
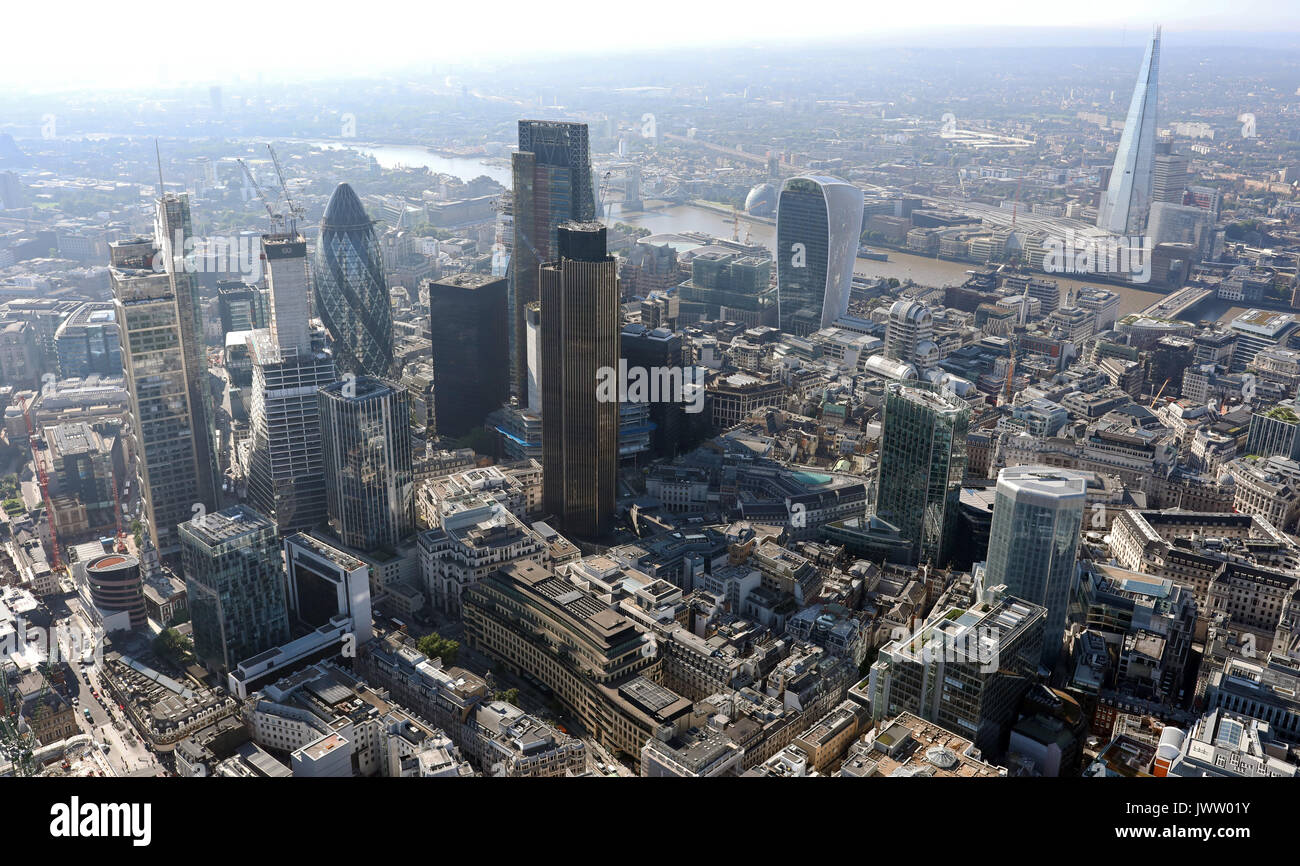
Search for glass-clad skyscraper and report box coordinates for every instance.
[983,466,1088,668]
[1096,27,1161,235]
[873,382,969,567]
[510,120,595,401]
[775,175,863,336]
[319,376,414,553]
[178,505,291,672]
[540,222,619,539]
[314,182,392,377]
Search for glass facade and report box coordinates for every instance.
[314,183,393,377]
[983,467,1087,667]
[178,506,291,671]
[319,376,414,553]
[509,121,594,399]
[873,383,969,566]
[775,175,863,336]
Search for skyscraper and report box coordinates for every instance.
[314,182,392,377]
[775,175,863,336]
[319,376,414,552]
[427,272,508,439]
[154,193,219,509]
[178,505,291,672]
[110,238,212,556]
[983,466,1088,668]
[873,382,969,566]
[541,222,618,538]
[247,233,337,535]
[1096,27,1161,235]
[510,120,595,400]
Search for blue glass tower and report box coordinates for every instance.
[1096,27,1161,235]
[314,183,393,377]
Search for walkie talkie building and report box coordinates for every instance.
[775,175,863,337]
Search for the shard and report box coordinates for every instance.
[1096,26,1161,235]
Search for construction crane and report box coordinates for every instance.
[109,463,128,555]
[1150,377,1171,409]
[1001,333,1021,406]
[266,144,306,232]
[237,158,284,234]
[18,394,62,574]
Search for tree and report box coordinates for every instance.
[153,628,194,667]
[494,688,520,705]
[416,633,460,665]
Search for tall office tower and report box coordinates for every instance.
[247,234,337,535]
[154,193,218,509]
[426,273,508,439]
[983,466,1087,668]
[314,183,393,377]
[1152,148,1192,205]
[178,505,291,672]
[319,376,414,552]
[541,222,618,538]
[525,302,542,412]
[883,299,939,370]
[110,239,212,557]
[873,382,969,567]
[1096,27,1161,235]
[775,175,863,336]
[509,120,595,400]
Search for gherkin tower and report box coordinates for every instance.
[314,182,393,376]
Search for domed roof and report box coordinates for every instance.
[889,298,931,325]
[744,183,778,216]
[321,182,373,231]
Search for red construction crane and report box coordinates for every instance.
[17,393,63,573]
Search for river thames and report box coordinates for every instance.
[308,141,1246,324]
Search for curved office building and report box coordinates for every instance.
[86,553,147,629]
[314,183,393,377]
[775,175,864,337]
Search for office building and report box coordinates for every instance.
[509,120,595,399]
[867,585,1046,758]
[46,421,120,540]
[283,532,372,641]
[540,222,618,538]
[427,273,508,439]
[247,233,337,534]
[54,302,120,378]
[1246,401,1300,461]
[178,505,291,671]
[983,466,1088,668]
[1096,28,1161,235]
[84,552,147,630]
[776,175,864,336]
[463,560,679,761]
[110,237,213,556]
[873,382,970,566]
[883,299,938,370]
[314,182,392,377]
[319,376,414,552]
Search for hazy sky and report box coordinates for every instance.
[5,0,1298,92]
